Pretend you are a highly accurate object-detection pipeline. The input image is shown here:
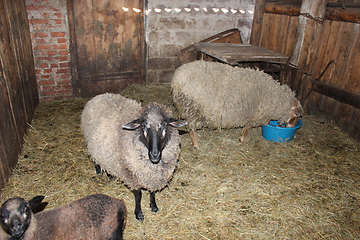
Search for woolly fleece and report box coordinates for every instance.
[81,93,181,192]
[171,60,296,130]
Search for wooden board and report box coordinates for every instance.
[0,0,38,190]
[69,0,145,98]
[193,43,289,66]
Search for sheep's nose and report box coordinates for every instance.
[12,220,21,231]
[149,150,161,164]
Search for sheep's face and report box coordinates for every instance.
[0,198,31,238]
[123,104,187,164]
[286,98,303,127]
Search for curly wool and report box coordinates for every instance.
[81,93,181,192]
[171,60,296,131]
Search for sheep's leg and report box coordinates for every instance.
[240,126,250,143]
[133,189,144,221]
[95,164,101,174]
[189,130,199,148]
[150,191,158,213]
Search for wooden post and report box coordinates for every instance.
[288,0,327,97]
[250,0,265,46]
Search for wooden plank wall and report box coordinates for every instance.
[252,0,360,141]
[0,0,38,191]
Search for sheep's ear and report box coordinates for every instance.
[123,119,142,130]
[168,118,187,128]
[28,195,45,210]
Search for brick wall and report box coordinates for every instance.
[26,0,71,101]
[146,0,255,84]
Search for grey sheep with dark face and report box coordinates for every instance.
[81,93,187,221]
[0,194,126,240]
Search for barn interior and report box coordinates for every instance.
[1,0,360,239]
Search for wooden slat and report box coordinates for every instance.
[193,43,289,65]
[67,0,81,97]
[251,0,265,46]
[74,0,95,75]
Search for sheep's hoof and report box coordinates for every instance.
[135,210,144,222]
[95,164,102,174]
[150,203,158,213]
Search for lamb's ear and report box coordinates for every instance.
[168,118,187,128]
[28,195,45,210]
[123,119,142,130]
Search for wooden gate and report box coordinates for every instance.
[68,0,146,98]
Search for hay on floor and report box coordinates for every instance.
[1,84,359,239]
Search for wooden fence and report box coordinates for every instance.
[252,0,360,141]
[0,0,38,191]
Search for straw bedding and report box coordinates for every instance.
[1,84,359,239]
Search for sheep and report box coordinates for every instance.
[80,93,187,221]
[171,60,303,148]
[0,194,126,240]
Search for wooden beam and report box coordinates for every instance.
[288,0,326,96]
[289,0,326,66]
[265,1,360,23]
[311,80,360,109]
[251,0,266,46]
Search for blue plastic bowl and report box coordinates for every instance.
[261,119,302,142]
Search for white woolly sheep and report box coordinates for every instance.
[81,93,187,221]
[171,60,303,148]
[0,194,126,240]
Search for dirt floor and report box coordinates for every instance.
[1,84,359,239]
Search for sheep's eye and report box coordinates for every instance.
[23,207,30,217]
[0,213,8,224]
[161,123,167,138]
[142,125,148,138]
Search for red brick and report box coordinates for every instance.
[58,79,71,85]
[57,38,66,43]
[41,96,54,101]
[41,74,51,79]
[56,68,70,74]
[53,19,62,24]
[43,69,52,73]
[41,85,52,91]
[50,32,66,37]
[36,39,46,44]
[54,12,62,18]
[38,63,49,68]
[35,44,51,50]
[59,50,68,56]
[50,63,59,68]
[33,32,49,38]
[30,19,49,25]
[59,62,69,68]
[61,85,72,91]
[52,44,67,50]
[35,57,53,61]
[27,5,47,11]
[43,13,52,18]
[38,79,55,85]
[48,51,57,56]
[33,26,44,31]
[61,73,71,79]
[51,7,61,12]
[54,56,68,61]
